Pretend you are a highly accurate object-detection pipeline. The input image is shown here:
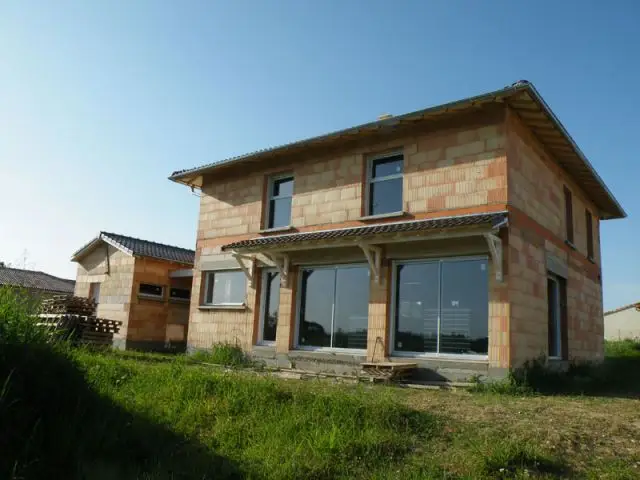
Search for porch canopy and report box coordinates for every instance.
[220,211,508,287]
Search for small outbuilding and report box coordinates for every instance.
[71,232,195,351]
[604,303,640,341]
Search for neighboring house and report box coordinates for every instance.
[0,266,75,297]
[604,303,640,340]
[169,80,625,380]
[71,232,195,351]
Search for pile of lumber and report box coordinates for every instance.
[37,314,122,346]
[41,295,96,316]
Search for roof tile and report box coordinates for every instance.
[222,212,507,251]
[101,232,195,265]
[0,267,75,294]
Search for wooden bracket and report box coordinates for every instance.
[358,243,383,284]
[484,233,503,282]
[264,253,290,288]
[231,252,256,287]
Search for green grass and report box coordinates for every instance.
[2,290,639,478]
[472,340,640,397]
[191,343,254,367]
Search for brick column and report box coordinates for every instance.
[366,263,390,362]
[275,269,297,354]
[488,267,510,369]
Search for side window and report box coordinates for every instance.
[367,153,404,216]
[203,270,246,305]
[563,186,574,244]
[139,283,164,300]
[89,282,101,303]
[266,175,294,229]
[585,209,594,260]
[169,287,191,301]
[547,273,568,359]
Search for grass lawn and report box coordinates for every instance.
[2,342,639,479]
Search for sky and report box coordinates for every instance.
[0,1,638,310]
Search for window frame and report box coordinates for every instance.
[265,173,294,230]
[365,151,405,217]
[202,269,247,307]
[563,186,574,245]
[258,268,279,345]
[585,209,595,260]
[547,273,568,360]
[294,263,369,354]
[169,287,191,302]
[89,282,101,304]
[138,283,165,301]
[389,255,490,361]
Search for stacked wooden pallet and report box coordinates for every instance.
[41,295,96,316]
[37,312,122,346]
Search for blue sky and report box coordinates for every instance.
[0,1,638,309]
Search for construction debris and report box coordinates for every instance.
[40,295,96,316]
[38,296,120,346]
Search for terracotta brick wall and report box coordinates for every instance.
[128,257,193,347]
[507,110,604,365]
[507,111,601,264]
[189,117,509,353]
[74,246,135,345]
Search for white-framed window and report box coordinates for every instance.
[366,152,404,216]
[139,283,164,300]
[258,268,280,345]
[547,273,567,359]
[390,256,489,359]
[203,270,246,306]
[266,174,294,229]
[295,264,369,352]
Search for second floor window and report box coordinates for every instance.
[563,186,574,244]
[368,153,404,216]
[585,209,594,260]
[267,175,294,229]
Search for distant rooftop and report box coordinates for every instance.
[0,266,75,294]
[72,232,195,265]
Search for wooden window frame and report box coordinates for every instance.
[563,186,574,245]
[585,209,595,261]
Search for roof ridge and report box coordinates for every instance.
[100,231,195,253]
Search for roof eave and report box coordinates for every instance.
[522,84,626,220]
[168,85,525,186]
[169,82,625,219]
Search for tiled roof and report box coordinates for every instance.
[221,212,507,251]
[100,232,195,265]
[169,80,624,219]
[0,267,75,294]
[604,302,640,316]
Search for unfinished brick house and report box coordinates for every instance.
[72,232,195,351]
[170,81,625,380]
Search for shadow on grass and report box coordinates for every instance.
[482,444,570,479]
[0,344,246,480]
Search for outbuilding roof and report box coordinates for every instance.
[221,211,507,251]
[0,267,75,294]
[169,80,625,220]
[72,232,195,265]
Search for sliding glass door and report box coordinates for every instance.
[297,265,369,351]
[392,257,489,357]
